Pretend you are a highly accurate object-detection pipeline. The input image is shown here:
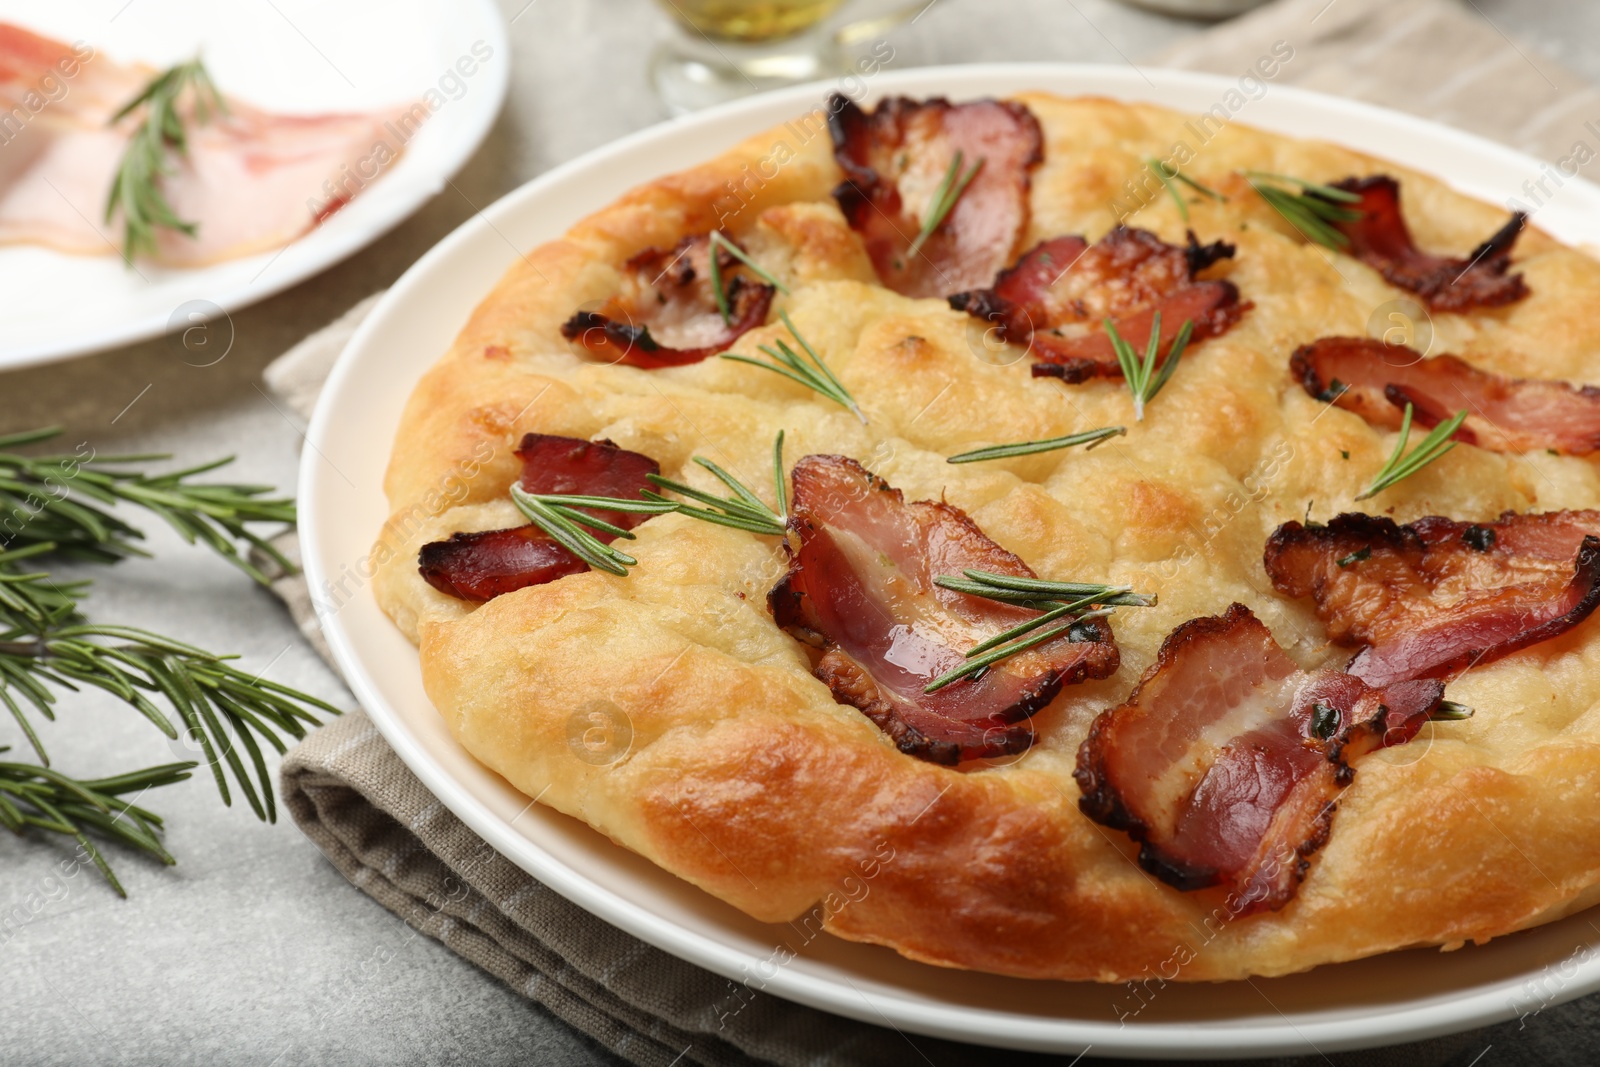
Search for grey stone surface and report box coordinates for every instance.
[0,1,1596,1064]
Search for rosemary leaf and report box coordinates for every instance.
[707,231,790,327]
[643,431,788,537]
[1243,171,1364,251]
[1354,403,1468,500]
[906,150,984,260]
[946,425,1126,464]
[1146,159,1224,222]
[1433,700,1475,721]
[509,485,640,576]
[1105,314,1194,421]
[721,311,865,423]
[0,750,194,896]
[105,58,228,264]
[924,610,1112,693]
[0,427,295,585]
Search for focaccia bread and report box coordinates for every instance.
[372,91,1600,982]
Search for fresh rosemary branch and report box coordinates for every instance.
[1106,313,1194,421]
[1145,159,1224,222]
[923,570,1156,693]
[1243,171,1363,251]
[0,749,194,896]
[644,431,788,536]
[104,57,227,263]
[509,486,675,577]
[0,551,339,823]
[1354,402,1468,500]
[906,150,984,260]
[707,231,790,327]
[946,425,1125,464]
[721,311,866,423]
[0,427,296,585]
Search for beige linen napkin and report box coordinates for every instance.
[275,2,1593,1062]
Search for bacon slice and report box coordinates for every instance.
[1264,512,1600,687]
[1075,603,1445,912]
[1328,176,1528,311]
[828,94,1042,298]
[0,23,415,266]
[948,227,1248,383]
[1291,336,1600,456]
[418,434,660,602]
[560,233,774,369]
[768,454,1118,764]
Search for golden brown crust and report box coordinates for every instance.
[374,92,1600,981]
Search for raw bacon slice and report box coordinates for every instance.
[1291,336,1600,455]
[560,233,774,368]
[418,435,660,602]
[0,23,416,266]
[1264,511,1600,687]
[948,227,1247,383]
[769,454,1118,764]
[829,94,1042,298]
[1075,603,1445,912]
[1328,175,1528,312]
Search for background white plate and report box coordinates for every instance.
[0,0,508,369]
[301,64,1600,1058]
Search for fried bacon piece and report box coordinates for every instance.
[418,435,660,602]
[829,94,1043,298]
[949,227,1247,383]
[560,233,774,368]
[1291,336,1600,456]
[769,454,1118,764]
[1264,512,1600,687]
[1329,176,1528,312]
[1075,603,1445,912]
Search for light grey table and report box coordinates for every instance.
[2,1,1596,1064]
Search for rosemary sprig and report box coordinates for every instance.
[923,570,1156,693]
[1355,402,1468,500]
[721,311,865,423]
[644,431,788,536]
[946,425,1125,464]
[1243,171,1363,251]
[105,58,227,263]
[1434,700,1475,721]
[0,750,194,896]
[0,550,339,823]
[906,150,984,260]
[1146,159,1224,222]
[925,610,1113,693]
[707,231,790,327]
[0,426,296,585]
[1106,313,1194,421]
[509,485,675,576]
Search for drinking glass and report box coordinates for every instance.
[649,0,912,114]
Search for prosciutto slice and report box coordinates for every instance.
[560,233,774,368]
[1075,603,1445,912]
[829,94,1042,298]
[419,435,660,602]
[1264,511,1600,687]
[0,23,417,266]
[1328,175,1528,311]
[949,227,1248,383]
[769,454,1118,764]
[1291,336,1600,456]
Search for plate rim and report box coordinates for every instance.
[301,61,1600,1057]
[0,0,511,371]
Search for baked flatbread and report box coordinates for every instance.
[373,92,1600,981]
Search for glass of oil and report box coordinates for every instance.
[650,0,907,114]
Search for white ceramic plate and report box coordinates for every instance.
[301,65,1600,1057]
[0,0,508,369]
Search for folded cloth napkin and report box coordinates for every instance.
[275,1,1592,1062]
